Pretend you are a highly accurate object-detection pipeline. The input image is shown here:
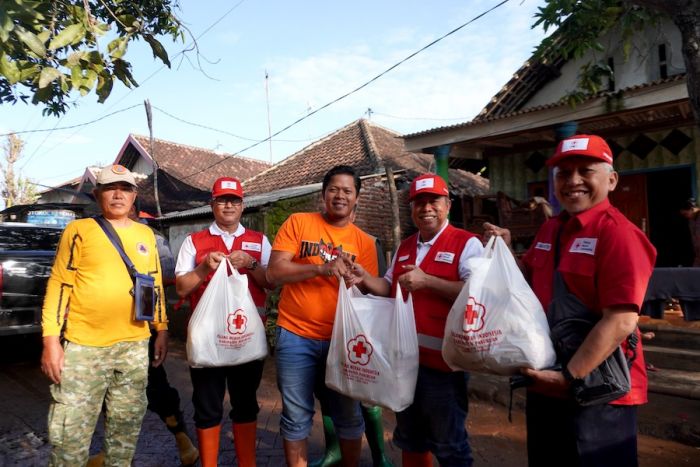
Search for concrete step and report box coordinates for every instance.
[647,367,700,399]
[639,322,700,351]
[643,345,700,372]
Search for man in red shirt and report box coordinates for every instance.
[484,134,656,467]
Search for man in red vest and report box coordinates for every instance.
[349,173,483,466]
[175,176,272,467]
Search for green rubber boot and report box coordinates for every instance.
[362,406,394,467]
[309,415,342,467]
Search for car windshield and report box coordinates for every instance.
[0,227,62,251]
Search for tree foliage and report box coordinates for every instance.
[0,0,183,116]
[532,0,700,125]
[2,133,37,208]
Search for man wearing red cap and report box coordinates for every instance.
[484,134,656,466]
[175,176,272,467]
[349,172,484,466]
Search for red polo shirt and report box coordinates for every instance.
[523,199,656,405]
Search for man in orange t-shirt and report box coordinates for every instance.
[267,165,378,467]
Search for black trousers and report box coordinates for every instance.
[146,331,183,432]
[526,391,638,467]
[189,359,265,428]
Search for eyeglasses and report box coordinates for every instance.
[214,197,243,206]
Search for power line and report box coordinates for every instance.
[181,0,512,180]
[0,105,142,137]
[19,113,67,170]
[152,105,260,142]
[150,105,328,143]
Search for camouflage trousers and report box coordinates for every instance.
[47,339,149,467]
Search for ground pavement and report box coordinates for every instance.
[1,337,697,466]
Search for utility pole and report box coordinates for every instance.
[265,71,273,163]
[385,165,401,254]
[144,99,163,218]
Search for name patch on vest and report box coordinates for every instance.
[241,241,262,252]
[569,238,597,255]
[398,254,410,262]
[535,242,551,251]
[435,251,455,264]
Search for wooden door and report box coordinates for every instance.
[609,173,649,235]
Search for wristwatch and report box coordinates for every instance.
[562,365,583,385]
[248,259,258,271]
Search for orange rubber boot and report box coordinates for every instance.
[232,421,258,467]
[402,450,432,467]
[196,425,221,467]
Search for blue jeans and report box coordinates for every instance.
[275,326,364,441]
[394,365,473,467]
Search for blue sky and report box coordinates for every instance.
[0,0,548,189]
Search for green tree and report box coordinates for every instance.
[2,133,38,207]
[0,0,183,116]
[533,0,700,125]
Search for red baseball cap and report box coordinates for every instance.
[409,174,449,200]
[211,177,244,198]
[546,134,614,167]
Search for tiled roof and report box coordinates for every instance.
[244,119,451,195]
[128,135,271,191]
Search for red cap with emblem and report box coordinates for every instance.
[212,177,244,198]
[409,174,449,200]
[546,134,614,167]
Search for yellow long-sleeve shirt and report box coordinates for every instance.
[41,218,166,346]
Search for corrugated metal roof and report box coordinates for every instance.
[161,182,323,221]
[403,74,687,140]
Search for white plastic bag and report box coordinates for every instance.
[442,236,556,375]
[325,283,419,412]
[187,259,268,367]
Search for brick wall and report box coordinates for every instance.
[355,176,416,258]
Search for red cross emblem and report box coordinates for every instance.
[346,334,373,365]
[463,297,485,333]
[227,309,247,335]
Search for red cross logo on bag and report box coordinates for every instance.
[346,334,373,366]
[463,297,486,333]
[227,309,247,335]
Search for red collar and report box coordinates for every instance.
[555,198,611,231]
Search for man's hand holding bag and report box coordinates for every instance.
[186,259,268,367]
[442,236,557,375]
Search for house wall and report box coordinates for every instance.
[355,177,414,256]
[37,190,77,204]
[528,18,684,107]
[132,156,155,176]
[488,126,700,200]
[168,219,212,257]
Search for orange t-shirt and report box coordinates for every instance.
[272,212,378,339]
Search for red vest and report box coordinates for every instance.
[392,224,476,372]
[189,228,266,309]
